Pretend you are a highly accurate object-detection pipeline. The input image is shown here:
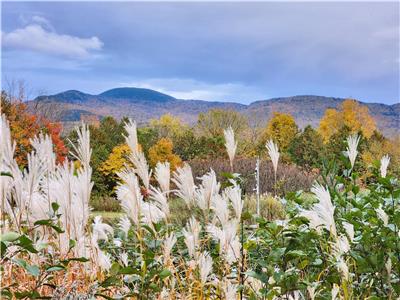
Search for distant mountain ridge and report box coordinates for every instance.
[30,88,399,137]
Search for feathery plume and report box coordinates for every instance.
[116,170,143,225]
[223,184,243,220]
[345,134,360,169]
[118,216,131,237]
[163,233,177,266]
[182,217,201,258]
[129,150,151,189]
[195,169,220,210]
[172,163,196,206]
[331,284,340,300]
[69,124,91,169]
[124,119,151,188]
[149,187,170,218]
[198,251,213,284]
[98,250,112,271]
[342,222,354,242]
[92,216,114,242]
[207,220,240,264]
[376,205,389,226]
[385,257,392,276]
[211,194,230,226]
[222,280,237,300]
[224,126,237,169]
[124,119,139,155]
[120,252,129,267]
[31,133,56,173]
[266,139,280,176]
[311,183,337,236]
[155,161,170,195]
[336,257,349,281]
[380,154,390,178]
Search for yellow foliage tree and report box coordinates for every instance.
[319,99,376,142]
[150,114,187,138]
[148,138,182,170]
[99,144,132,177]
[262,112,298,151]
[362,133,400,177]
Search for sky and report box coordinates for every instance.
[1,1,399,104]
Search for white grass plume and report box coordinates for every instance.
[31,133,56,173]
[124,119,151,188]
[207,220,240,264]
[92,216,114,242]
[182,217,201,258]
[376,205,389,226]
[172,163,196,206]
[155,161,170,195]
[301,183,337,237]
[124,119,139,155]
[266,139,280,176]
[69,124,91,169]
[149,186,170,218]
[116,170,143,225]
[198,251,213,284]
[380,154,390,178]
[345,134,360,169]
[195,169,220,210]
[118,216,131,237]
[129,150,151,189]
[224,126,237,169]
[163,232,177,266]
[223,184,243,220]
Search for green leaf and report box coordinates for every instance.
[17,235,38,253]
[46,265,65,272]
[0,171,13,178]
[51,202,60,212]
[0,242,6,258]
[110,262,120,276]
[119,266,138,275]
[246,270,268,283]
[159,268,172,280]
[26,264,40,277]
[0,231,20,242]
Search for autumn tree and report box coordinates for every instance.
[99,144,132,179]
[150,114,187,139]
[1,91,67,166]
[261,112,298,152]
[196,109,249,138]
[362,131,400,178]
[319,99,376,142]
[148,138,182,170]
[288,125,324,169]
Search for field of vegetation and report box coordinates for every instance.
[1,92,399,299]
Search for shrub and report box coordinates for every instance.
[189,157,316,196]
[244,194,285,221]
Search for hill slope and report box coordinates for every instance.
[29,88,399,137]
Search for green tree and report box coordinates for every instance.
[288,125,324,169]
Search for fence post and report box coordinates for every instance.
[255,157,260,216]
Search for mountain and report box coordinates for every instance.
[29,88,399,137]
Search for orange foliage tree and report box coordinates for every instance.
[148,138,182,170]
[1,91,67,166]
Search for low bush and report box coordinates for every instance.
[189,157,316,196]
